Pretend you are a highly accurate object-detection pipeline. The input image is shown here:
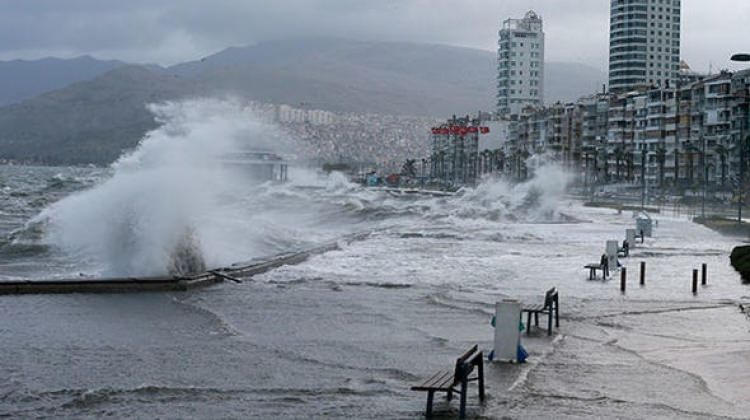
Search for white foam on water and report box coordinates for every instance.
[35,98,302,277]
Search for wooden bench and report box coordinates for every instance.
[584,254,610,280]
[521,287,559,336]
[618,240,630,258]
[584,263,607,280]
[411,345,485,419]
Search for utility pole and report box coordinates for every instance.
[730,53,750,225]
[701,135,706,220]
[740,136,749,226]
[641,149,646,210]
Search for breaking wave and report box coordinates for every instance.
[6,98,574,280]
[32,98,309,277]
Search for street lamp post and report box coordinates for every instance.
[641,148,647,210]
[702,135,706,220]
[731,53,750,224]
[740,144,745,225]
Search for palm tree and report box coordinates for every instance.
[655,147,667,190]
[715,144,729,188]
[626,150,634,182]
[603,151,610,183]
[614,146,625,182]
[438,151,446,179]
[495,149,506,174]
[592,149,599,184]
[401,159,417,178]
[481,149,491,174]
[520,149,531,180]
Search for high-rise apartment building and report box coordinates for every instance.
[609,0,681,93]
[497,10,545,117]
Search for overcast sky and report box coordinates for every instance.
[0,0,747,72]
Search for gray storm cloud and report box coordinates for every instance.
[0,0,746,72]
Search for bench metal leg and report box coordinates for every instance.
[446,388,452,401]
[547,308,553,336]
[555,301,560,328]
[459,379,468,419]
[534,312,539,327]
[477,358,485,401]
[426,390,434,418]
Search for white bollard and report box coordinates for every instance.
[606,240,619,270]
[626,229,636,248]
[493,300,521,362]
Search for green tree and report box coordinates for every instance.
[401,159,417,177]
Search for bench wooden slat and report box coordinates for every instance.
[456,345,478,366]
[411,370,452,391]
[521,303,544,311]
[413,370,444,389]
[424,371,452,389]
[431,375,455,391]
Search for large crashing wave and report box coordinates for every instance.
[35,99,291,277]
[457,163,573,222]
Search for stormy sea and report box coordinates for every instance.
[1,100,748,419]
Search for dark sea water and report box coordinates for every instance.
[1,163,749,419]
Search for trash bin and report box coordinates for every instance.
[636,217,652,238]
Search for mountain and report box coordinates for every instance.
[0,66,191,164]
[0,38,607,165]
[0,56,125,106]
[169,38,606,115]
[544,62,607,104]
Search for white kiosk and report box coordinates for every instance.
[626,229,636,248]
[606,240,620,271]
[493,300,521,362]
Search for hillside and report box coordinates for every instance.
[0,56,124,106]
[0,38,607,165]
[171,38,606,115]
[0,66,191,164]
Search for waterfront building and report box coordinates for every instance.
[429,116,484,187]
[609,0,681,93]
[497,10,545,117]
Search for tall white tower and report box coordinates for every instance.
[497,10,545,117]
[609,0,681,92]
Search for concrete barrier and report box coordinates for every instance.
[0,231,372,295]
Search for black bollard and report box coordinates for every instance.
[620,267,627,293]
[692,269,698,294]
[640,261,646,286]
[702,263,707,286]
